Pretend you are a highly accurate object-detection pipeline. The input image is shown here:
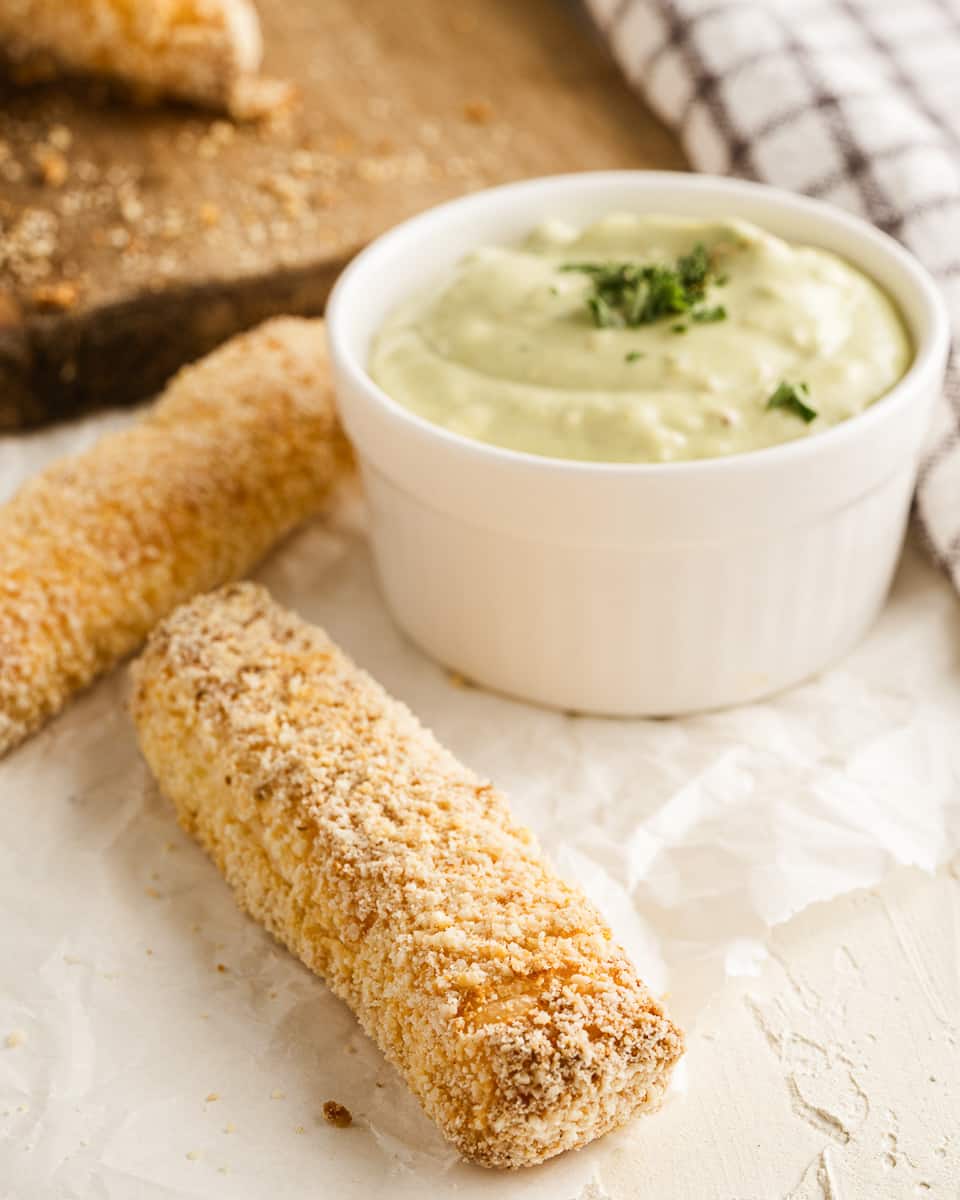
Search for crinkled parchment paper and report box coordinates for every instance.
[1,413,959,1200]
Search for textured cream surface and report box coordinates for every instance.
[0,0,278,114]
[0,317,349,757]
[130,583,684,1168]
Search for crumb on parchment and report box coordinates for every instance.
[322,1100,352,1128]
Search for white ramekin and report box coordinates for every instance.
[326,172,949,716]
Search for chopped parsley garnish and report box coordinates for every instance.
[561,242,726,330]
[625,350,645,362]
[691,305,727,324]
[672,323,687,334]
[677,242,710,293]
[766,380,817,423]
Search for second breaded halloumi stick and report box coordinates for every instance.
[0,0,288,117]
[131,583,684,1169]
[0,318,349,757]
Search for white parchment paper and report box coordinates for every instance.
[2,413,959,1200]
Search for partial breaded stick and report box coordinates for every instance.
[0,0,291,118]
[131,583,684,1169]
[0,318,349,757]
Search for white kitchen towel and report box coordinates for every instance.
[587,0,960,590]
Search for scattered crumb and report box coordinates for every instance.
[144,886,161,899]
[322,1101,352,1129]
[217,1166,229,1175]
[30,281,78,311]
[48,124,73,152]
[419,121,441,146]
[205,1092,220,1103]
[463,99,494,125]
[33,147,68,187]
[223,1122,236,1134]
[447,669,472,689]
[119,195,144,223]
[145,948,153,956]
[294,1125,305,1135]
[5,1031,25,1049]
[270,1089,285,1100]
[185,1149,200,1161]
[216,963,228,973]
[230,76,297,123]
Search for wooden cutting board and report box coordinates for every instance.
[0,0,684,427]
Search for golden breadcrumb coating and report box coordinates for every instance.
[0,318,349,757]
[0,0,289,116]
[131,583,684,1169]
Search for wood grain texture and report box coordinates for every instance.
[0,0,684,426]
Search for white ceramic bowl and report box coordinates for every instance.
[326,172,949,715]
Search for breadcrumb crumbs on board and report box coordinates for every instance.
[131,584,685,1169]
[463,99,494,124]
[29,280,79,310]
[322,1101,353,1129]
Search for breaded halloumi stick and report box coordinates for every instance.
[0,318,349,757]
[131,583,684,1169]
[0,0,290,117]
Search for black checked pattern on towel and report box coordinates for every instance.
[587,0,960,588]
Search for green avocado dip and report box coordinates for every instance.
[368,214,912,464]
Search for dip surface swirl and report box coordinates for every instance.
[369,214,912,463]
